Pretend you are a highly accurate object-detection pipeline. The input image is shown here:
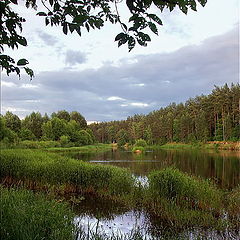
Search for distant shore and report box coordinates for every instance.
[156,141,240,151]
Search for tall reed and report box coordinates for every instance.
[0,149,134,196]
[0,187,75,240]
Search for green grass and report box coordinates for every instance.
[0,149,134,196]
[148,167,222,211]
[153,142,240,151]
[1,149,239,234]
[46,143,112,152]
[0,187,75,240]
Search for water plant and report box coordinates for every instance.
[0,149,134,196]
[134,139,148,148]
[148,167,222,211]
[132,146,145,153]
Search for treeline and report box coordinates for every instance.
[89,83,240,145]
[0,110,95,147]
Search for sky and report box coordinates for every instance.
[1,0,239,123]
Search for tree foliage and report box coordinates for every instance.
[0,0,207,78]
[90,83,240,144]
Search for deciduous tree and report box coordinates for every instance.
[0,0,207,78]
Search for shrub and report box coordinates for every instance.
[59,135,70,147]
[19,128,36,141]
[18,140,61,149]
[134,139,147,148]
[132,146,145,153]
[148,168,222,210]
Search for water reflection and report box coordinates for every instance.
[74,202,239,240]
[66,148,240,239]
[63,148,240,189]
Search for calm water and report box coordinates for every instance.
[63,148,240,239]
[66,148,240,189]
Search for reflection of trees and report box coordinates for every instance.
[72,195,129,220]
[65,149,239,189]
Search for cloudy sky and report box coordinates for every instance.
[1,0,239,122]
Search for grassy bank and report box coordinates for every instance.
[0,187,75,240]
[154,141,240,151]
[1,149,239,236]
[0,149,134,196]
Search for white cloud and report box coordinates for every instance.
[20,84,39,89]
[107,96,125,101]
[2,106,29,112]
[1,0,238,122]
[131,83,145,87]
[130,102,149,107]
[1,81,17,87]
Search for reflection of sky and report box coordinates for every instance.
[74,210,239,239]
[75,211,151,238]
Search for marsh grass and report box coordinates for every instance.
[155,142,240,151]
[0,187,75,240]
[0,149,134,196]
[46,143,112,152]
[75,223,149,240]
[148,168,222,211]
[1,149,239,234]
[224,186,240,230]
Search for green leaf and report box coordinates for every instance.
[49,0,54,6]
[63,22,68,35]
[128,36,136,51]
[69,24,76,33]
[94,19,104,29]
[37,12,47,16]
[85,23,90,32]
[148,22,158,35]
[122,23,128,31]
[17,59,29,66]
[118,38,128,47]
[24,67,34,80]
[6,20,15,31]
[45,18,50,26]
[10,0,18,4]
[198,0,207,7]
[17,37,27,46]
[129,14,138,22]
[115,32,126,41]
[148,14,162,25]
[73,15,88,25]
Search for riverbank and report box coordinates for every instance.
[1,147,239,239]
[154,141,240,151]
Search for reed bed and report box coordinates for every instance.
[1,149,239,235]
[0,149,134,196]
[148,167,222,211]
[0,187,75,240]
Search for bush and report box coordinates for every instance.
[18,140,61,149]
[19,128,36,141]
[0,187,75,240]
[59,135,70,147]
[132,146,145,153]
[134,139,147,148]
[148,168,222,210]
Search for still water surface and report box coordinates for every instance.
[66,148,240,189]
[64,148,240,239]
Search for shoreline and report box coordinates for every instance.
[154,141,240,151]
